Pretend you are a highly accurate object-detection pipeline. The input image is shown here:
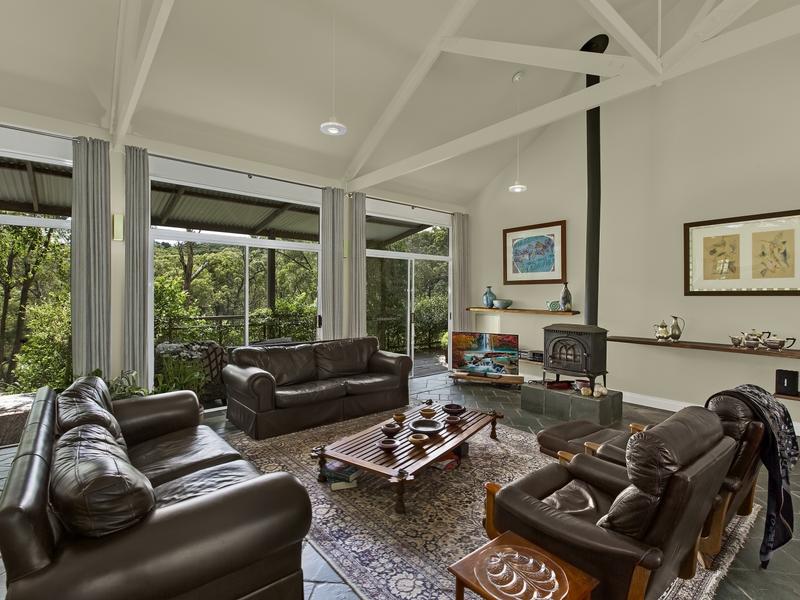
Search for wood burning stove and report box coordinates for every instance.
[543,324,607,390]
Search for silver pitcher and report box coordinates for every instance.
[669,316,685,342]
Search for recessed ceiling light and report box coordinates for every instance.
[320,120,347,136]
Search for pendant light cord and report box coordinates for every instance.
[515,78,521,181]
[331,14,336,117]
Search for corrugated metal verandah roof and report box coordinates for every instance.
[0,156,429,248]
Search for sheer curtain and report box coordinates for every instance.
[451,212,471,332]
[320,187,345,339]
[348,192,367,337]
[71,137,111,376]
[123,146,151,385]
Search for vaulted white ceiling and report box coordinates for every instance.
[0,0,796,206]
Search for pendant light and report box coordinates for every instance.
[508,71,526,193]
[320,14,347,136]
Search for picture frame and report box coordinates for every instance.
[502,220,566,285]
[684,209,800,296]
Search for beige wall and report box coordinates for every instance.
[468,38,800,422]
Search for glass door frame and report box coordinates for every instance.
[365,247,452,377]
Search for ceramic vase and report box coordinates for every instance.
[559,282,572,311]
[482,286,497,308]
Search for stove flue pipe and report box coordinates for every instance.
[581,34,608,327]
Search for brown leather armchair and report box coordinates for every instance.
[485,407,736,600]
[589,398,764,566]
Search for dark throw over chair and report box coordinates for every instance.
[485,407,736,600]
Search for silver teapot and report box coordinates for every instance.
[653,321,671,342]
[742,330,770,349]
[762,335,796,351]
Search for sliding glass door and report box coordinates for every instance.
[366,257,409,356]
[366,255,449,377]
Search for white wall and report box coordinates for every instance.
[469,38,800,422]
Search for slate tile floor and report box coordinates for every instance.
[1,375,798,599]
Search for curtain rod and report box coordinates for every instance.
[364,193,454,216]
[148,152,324,191]
[0,123,74,141]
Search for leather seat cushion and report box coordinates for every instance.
[128,425,242,486]
[537,420,612,456]
[231,344,316,386]
[343,373,400,395]
[315,337,378,380]
[541,479,614,524]
[154,460,261,508]
[57,393,126,449]
[50,424,155,537]
[274,380,347,408]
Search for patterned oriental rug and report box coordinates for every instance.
[227,411,758,600]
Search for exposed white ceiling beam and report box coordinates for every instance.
[440,37,642,77]
[112,0,175,146]
[575,0,662,76]
[349,74,652,191]
[349,3,800,192]
[663,0,760,69]
[343,0,479,180]
[666,3,800,78]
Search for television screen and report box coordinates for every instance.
[452,332,519,375]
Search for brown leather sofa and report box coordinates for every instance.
[485,407,736,600]
[0,377,311,600]
[223,337,412,439]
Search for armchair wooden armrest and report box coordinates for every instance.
[629,423,647,434]
[483,482,502,539]
[557,450,575,465]
[584,441,601,456]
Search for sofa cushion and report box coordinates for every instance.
[50,424,155,537]
[343,373,400,396]
[57,393,126,449]
[274,380,347,409]
[154,460,261,508]
[232,344,316,386]
[128,424,241,486]
[61,375,114,412]
[315,337,378,380]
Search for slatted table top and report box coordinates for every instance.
[321,404,497,481]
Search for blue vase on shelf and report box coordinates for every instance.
[482,286,497,308]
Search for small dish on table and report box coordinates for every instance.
[445,415,462,426]
[419,407,437,419]
[443,403,466,416]
[381,423,401,437]
[377,438,399,452]
[408,433,429,447]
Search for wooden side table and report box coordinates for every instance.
[448,531,598,600]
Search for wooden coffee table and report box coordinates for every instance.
[448,531,598,600]
[312,403,502,514]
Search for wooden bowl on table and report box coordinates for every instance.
[408,433,429,447]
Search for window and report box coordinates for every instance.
[148,166,321,409]
[0,157,72,394]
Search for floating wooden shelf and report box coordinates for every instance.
[466,306,580,316]
[776,393,800,402]
[608,336,800,360]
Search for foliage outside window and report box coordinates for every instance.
[0,225,71,393]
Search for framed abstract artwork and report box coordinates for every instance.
[503,220,566,285]
[684,209,800,295]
